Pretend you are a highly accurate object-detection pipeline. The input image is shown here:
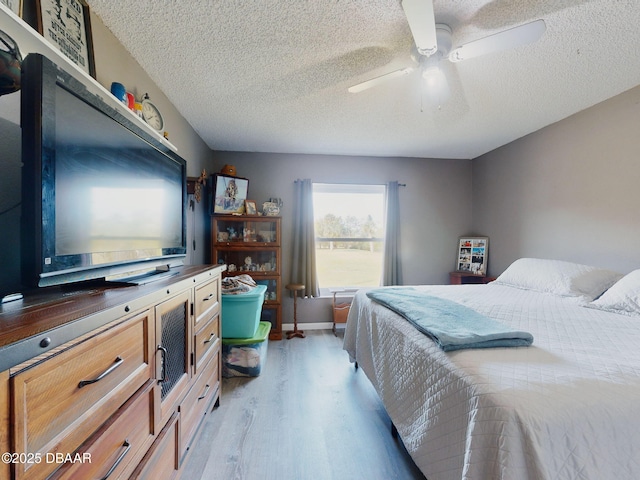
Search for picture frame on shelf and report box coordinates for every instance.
[211,174,249,215]
[244,200,257,215]
[1,0,22,16]
[455,236,488,275]
[24,0,95,77]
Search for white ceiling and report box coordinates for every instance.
[87,1,640,159]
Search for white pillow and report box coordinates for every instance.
[589,269,640,315]
[494,258,622,300]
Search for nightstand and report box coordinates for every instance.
[449,271,496,285]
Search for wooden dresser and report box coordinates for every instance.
[0,264,224,480]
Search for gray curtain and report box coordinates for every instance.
[382,181,402,286]
[290,179,320,297]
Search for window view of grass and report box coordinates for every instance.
[315,247,383,288]
[313,183,386,289]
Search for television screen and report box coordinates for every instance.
[22,54,187,287]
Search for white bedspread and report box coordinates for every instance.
[343,284,640,480]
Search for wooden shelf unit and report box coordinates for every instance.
[211,215,282,340]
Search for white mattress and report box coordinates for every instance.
[343,284,640,480]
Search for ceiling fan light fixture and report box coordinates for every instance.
[422,64,450,106]
[402,0,437,56]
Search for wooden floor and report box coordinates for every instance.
[182,329,427,480]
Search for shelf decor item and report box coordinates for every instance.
[141,92,164,132]
[25,0,95,77]
[262,201,280,216]
[0,29,22,95]
[211,174,249,215]
[455,236,489,275]
[245,199,257,215]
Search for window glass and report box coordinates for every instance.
[313,183,385,290]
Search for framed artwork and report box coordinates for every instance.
[211,174,249,215]
[455,236,489,275]
[1,0,22,16]
[244,200,257,215]
[24,0,95,77]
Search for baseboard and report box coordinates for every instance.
[282,322,333,331]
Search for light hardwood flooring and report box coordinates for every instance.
[183,329,427,480]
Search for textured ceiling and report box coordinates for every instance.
[87,0,640,159]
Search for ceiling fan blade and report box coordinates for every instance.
[348,67,414,93]
[449,19,546,63]
[402,0,438,56]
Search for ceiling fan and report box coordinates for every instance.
[348,0,546,106]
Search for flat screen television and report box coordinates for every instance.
[21,53,187,288]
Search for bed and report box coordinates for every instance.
[343,258,640,480]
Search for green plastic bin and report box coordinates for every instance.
[222,321,271,377]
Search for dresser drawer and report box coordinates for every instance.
[194,278,219,324]
[11,310,153,480]
[50,380,156,480]
[130,412,180,480]
[194,314,220,374]
[179,352,219,460]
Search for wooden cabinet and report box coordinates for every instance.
[0,265,223,480]
[212,215,282,340]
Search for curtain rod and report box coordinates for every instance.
[294,180,406,186]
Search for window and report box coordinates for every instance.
[313,183,386,291]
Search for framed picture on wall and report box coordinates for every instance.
[1,0,22,16]
[455,236,489,275]
[24,0,95,77]
[211,174,249,215]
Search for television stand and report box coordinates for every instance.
[109,267,180,286]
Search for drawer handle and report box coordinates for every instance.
[203,332,217,344]
[198,384,211,401]
[78,357,124,388]
[99,439,131,480]
[157,345,168,383]
[202,293,215,301]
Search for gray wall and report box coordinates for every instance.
[211,152,473,324]
[90,13,213,265]
[472,84,640,276]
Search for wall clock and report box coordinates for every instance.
[141,93,164,132]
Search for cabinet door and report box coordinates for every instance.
[155,291,192,430]
[215,247,280,276]
[213,215,280,246]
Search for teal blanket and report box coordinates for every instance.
[366,288,533,351]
